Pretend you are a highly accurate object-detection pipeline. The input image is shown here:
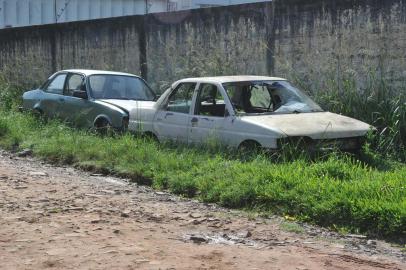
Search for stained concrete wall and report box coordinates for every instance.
[0,0,405,92]
[0,16,145,86]
[272,0,406,90]
[145,3,272,90]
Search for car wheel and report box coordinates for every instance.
[32,109,46,122]
[142,132,159,143]
[238,140,261,154]
[94,118,113,135]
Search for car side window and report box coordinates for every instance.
[64,74,85,96]
[44,74,67,95]
[166,83,196,114]
[195,84,226,117]
[250,85,272,108]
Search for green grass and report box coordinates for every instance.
[0,110,404,241]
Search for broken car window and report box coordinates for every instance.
[195,84,226,117]
[64,74,84,96]
[89,75,155,101]
[223,81,323,114]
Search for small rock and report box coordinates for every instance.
[103,250,119,254]
[101,190,115,195]
[17,149,33,157]
[63,207,84,211]
[366,240,377,246]
[135,259,150,263]
[333,243,345,249]
[238,231,252,238]
[189,234,207,244]
[347,234,366,239]
[113,229,120,234]
[121,212,130,218]
[29,171,48,177]
[90,219,102,224]
[189,213,202,219]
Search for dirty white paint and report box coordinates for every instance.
[129,76,371,150]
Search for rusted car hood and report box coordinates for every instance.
[99,99,155,112]
[241,112,372,139]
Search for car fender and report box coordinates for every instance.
[92,101,129,129]
[32,102,42,112]
[22,89,43,111]
[225,117,286,149]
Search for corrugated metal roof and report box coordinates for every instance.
[0,0,272,29]
[0,0,167,29]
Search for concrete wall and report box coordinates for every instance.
[0,16,145,86]
[0,0,406,92]
[272,0,406,91]
[145,3,272,90]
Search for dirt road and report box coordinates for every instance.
[0,150,404,270]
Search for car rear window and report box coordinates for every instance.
[89,75,155,101]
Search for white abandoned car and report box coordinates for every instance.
[129,76,372,151]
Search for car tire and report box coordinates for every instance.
[238,140,261,154]
[32,109,46,122]
[94,118,113,135]
[142,132,159,143]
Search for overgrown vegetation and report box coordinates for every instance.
[293,72,406,163]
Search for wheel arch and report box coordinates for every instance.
[93,114,112,128]
[238,139,262,149]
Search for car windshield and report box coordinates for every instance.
[222,80,323,114]
[88,75,156,101]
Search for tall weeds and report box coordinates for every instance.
[287,71,406,162]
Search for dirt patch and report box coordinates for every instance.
[0,151,404,270]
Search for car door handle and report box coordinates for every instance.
[191,117,198,123]
[165,112,174,118]
[59,98,65,102]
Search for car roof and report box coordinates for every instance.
[61,69,139,77]
[175,75,287,84]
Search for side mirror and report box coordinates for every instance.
[72,90,88,99]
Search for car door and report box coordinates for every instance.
[59,73,92,127]
[40,73,67,118]
[188,83,234,145]
[153,82,197,143]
